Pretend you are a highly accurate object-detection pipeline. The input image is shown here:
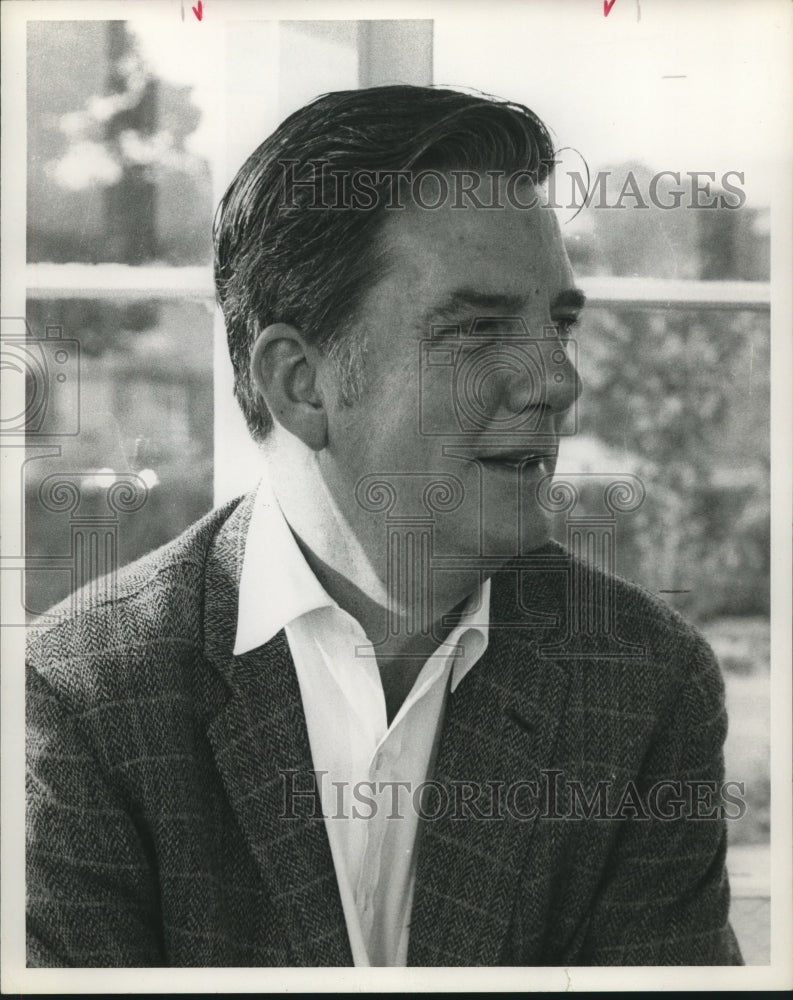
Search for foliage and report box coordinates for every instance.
[565,178,770,620]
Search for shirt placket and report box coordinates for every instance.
[355,722,406,945]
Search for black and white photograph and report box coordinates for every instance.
[1,0,791,992]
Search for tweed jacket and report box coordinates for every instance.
[26,490,743,967]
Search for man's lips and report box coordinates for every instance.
[477,447,558,469]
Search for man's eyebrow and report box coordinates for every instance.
[418,288,532,332]
[419,287,587,328]
[416,286,587,335]
[551,288,587,312]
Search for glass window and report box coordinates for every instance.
[27,20,213,264]
[24,298,213,618]
[25,17,217,615]
[559,306,769,620]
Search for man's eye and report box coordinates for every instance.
[553,316,580,340]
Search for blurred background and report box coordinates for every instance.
[23,5,774,960]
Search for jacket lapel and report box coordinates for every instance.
[408,548,573,966]
[202,493,352,966]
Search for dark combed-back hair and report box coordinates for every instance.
[213,85,556,441]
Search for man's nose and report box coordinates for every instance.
[502,338,583,422]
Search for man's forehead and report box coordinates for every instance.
[383,182,563,263]
[377,196,570,306]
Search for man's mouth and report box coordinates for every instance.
[477,447,558,471]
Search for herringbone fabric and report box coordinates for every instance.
[26,491,743,966]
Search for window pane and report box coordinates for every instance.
[433,6,773,280]
[562,184,769,281]
[557,305,769,621]
[27,21,213,264]
[24,298,213,617]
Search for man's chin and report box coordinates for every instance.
[482,511,554,560]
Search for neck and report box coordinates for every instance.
[263,432,482,661]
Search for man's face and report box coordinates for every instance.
[316,178,583,586]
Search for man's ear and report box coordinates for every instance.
[250,323,328,451]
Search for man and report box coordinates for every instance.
[26,85,742,967]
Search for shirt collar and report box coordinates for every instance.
[234,478,491,675]
[447,577,491,691]
[233,478,335,655]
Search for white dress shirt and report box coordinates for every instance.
[234,479,491,966]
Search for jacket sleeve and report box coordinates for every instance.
[571,630,744,965]
[26,660,165,967]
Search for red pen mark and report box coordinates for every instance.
[604,0,616,15]
[192,0,203,20]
